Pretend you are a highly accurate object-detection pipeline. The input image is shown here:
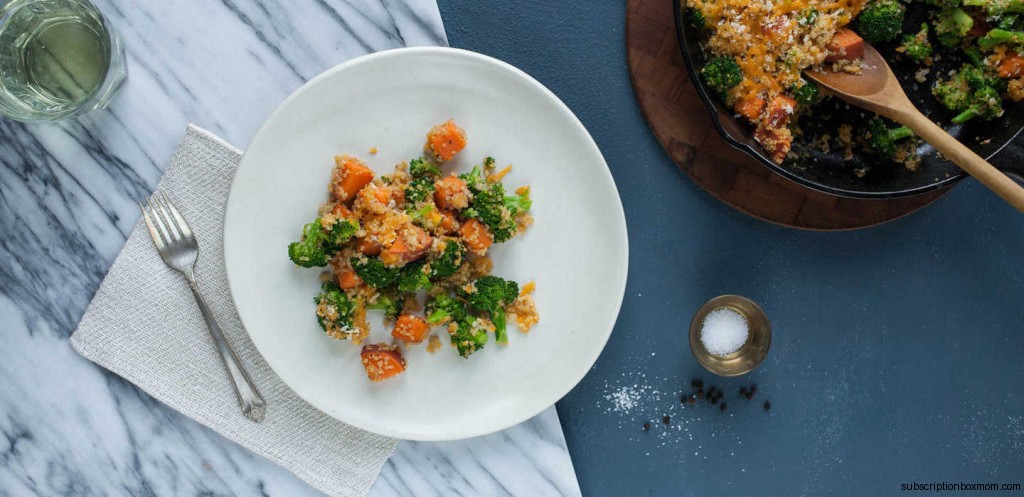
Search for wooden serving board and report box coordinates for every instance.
[626,0,950,230]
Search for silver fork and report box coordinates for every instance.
[140,192,266,423]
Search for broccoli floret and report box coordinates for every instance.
[287,218,359,268]
[798,8,819,26]
[978,28,1024,49]
[407,204,436,229]
[471,185,517,241]
[288,222,331,267]
[314,281,356,336]
[792,81,819,105]
[430,239,466,279]
[466,276,519,345]
[933,63,1006,123]
[449,316,490,358]
[685,7,705,28]
[504,188,532,214]
[405,156,444,204]
[952,85,1005,123]
[898,23,933,64]
[409,157,440,179]
[933,8,974,48]
[864,117,915,159]
[425,294,467,325]
[462,177,519,242]
[459,165,485,190]
[404,176,435,204]
[457,160,531,243]
[933,74,973,110]
[366,293,402,320]
[350,257,400,289]
[856,0,906,42]
[961,64,1004,90]
[998,13,1021,30]
[396,260,432,293]
[963,46,985,65]
[702,57,743,102]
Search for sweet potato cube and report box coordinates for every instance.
[360,343,406,382]
[825,28,864,62]
[381,226,432,265]
[425,119,467,163]
[332,155,375,203]
[337,269,363,290]
[459,218,493,255]
[391,314,430,343]
[434,176,470,210]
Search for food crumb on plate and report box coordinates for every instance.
[427,335,442,353]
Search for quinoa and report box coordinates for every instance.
[1009,78,1024,102]
[914,67,931,84]
[831,59,863,75]
[893,139,922,171]
[508,292,539,333]
[427,335,442,353]
[837,124,854,161]
[288,121,537,380]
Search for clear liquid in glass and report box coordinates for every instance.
[0,0,125,121]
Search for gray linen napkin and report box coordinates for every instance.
[70,125,396,497]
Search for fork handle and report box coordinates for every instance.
[187,277,267,422]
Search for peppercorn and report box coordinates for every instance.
[662,415,671,425]
[720,402,727,411]
[696,391,705,399]
[744,392,753,400]
[739,387,749,397]
[688,395,697,405]
[710,396,718,405]
[707,387,717,398]
[750,385,758,395]
[691,379,703,389]
[763,400,771,411]
[643,422,651,431]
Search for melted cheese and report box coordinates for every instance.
[693,0,867,107]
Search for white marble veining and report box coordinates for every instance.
[0,0,580,495]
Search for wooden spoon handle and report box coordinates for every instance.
[897,110,1024,212]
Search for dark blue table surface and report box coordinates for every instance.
[440,2,1024,495]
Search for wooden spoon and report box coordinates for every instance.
[804,43,1024,212]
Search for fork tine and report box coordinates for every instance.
[151,194,181,242]
[147,197,175,244]
[139,202,167,250]
[159,192,194,240]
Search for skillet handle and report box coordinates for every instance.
[896,109,1024,213]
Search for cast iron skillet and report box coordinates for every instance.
[674,0,1024,198]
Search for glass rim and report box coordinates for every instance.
[0,0,126,123]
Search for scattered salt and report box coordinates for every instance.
[607,385,641,413]
[700,308,749,356]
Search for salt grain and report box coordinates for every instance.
[700,308,749,356]
[607,385,641,413]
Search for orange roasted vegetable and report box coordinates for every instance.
[360,343,406,381]
[391,314,430,343]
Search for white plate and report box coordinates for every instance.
[224,47,628,441]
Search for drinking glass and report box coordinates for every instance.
[0,0,126,122]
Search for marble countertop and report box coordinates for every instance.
[0,0,580,495]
